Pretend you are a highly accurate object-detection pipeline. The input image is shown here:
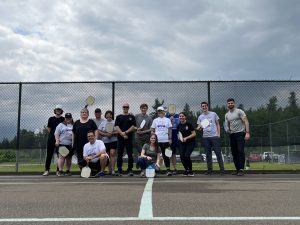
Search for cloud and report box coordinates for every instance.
[0,0,300,82]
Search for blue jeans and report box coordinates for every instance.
[229,132,246,171]
[136,157,160,171]
[203,137,224,172]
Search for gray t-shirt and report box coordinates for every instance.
[225,108,246,133]
[135,113,153,140]
[93,118,105,140]
[142,143,161,163]
[98,120,118,143]
[54,122,73,145]
[197,111,219,137]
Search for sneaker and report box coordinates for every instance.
[166,169,172,176]
[188,172,195,177]
[90,171,99,177]
[110,171,115,176]
[140,170,145,177]
[204,171,212,175]
[231,171,238,175]
[183,170,189,176]
[98,171,105,177]
[172,169,178,175]
[42,171,49,176]
[56,171,64,177]
[127,171,134,176]
[65,170,72,176]
[115,170,122,176]
[237,170,245,176]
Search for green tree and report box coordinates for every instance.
[149,98,164,119]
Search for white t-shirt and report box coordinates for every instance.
[83,140,106,158]
[151,117,172,143]
[54,123,73,145]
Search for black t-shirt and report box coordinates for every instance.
[72,119,98,152]
[47,116,65,138]
[177,121,195,143]
[115,114,136,137]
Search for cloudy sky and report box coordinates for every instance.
[0,0,299,82]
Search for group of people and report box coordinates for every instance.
[43,98,250,178]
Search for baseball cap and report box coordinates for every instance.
[65,113,72,118]
[95,108,101,113]
[54,104,63,110]
[157,106,165,111]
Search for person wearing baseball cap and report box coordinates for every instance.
[42,104,65,176]
[93,108,104,140]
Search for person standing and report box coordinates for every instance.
[177,112,196,176]
[54,113,74,176]
[72,108,98,165]
[197,102,225,175]
[115,103,136,176]
[42,104,65,176]
[225,98,250,176]
[135,103,153,154]
[98,110,118,176]
[166,111,179,175]
[93,108,104,140]
[151,106,173,176]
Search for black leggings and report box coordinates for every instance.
[179,141,195,172]
[45,138,58,171]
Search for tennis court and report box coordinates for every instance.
[0,174,300,225]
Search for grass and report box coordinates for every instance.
[1,162,300,173]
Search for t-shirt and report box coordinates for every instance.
[98,120,118,143]
[54,122,73,145]
[47,116,65,138]
[151,117,172,143]
[83,140,106,157]
[197,111,219,137]
[115,114,136,138]
[142,143,161,162]
[225,108,246,134]
[72,119,98,151]
[166,113,179,143]
[177,121,195,143]
[135,113,153,140]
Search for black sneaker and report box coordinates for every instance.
[65,170,72,176]
[183,170,189,176]
[188,172,195,177]
[231,171,238,175]
[237,170,244,176]
[56,171,64,177]
[166,169,172,176]
[127,171,134,176]
[172,169,178,175]
[204,171,212,175]
[115,170,122,176]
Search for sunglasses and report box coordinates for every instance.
[123,106,129,109]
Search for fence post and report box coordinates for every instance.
[207,81,211,110]
[16,82,22,173]
[286,122,290,163]
[112,82,115,118]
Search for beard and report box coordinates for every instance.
[228,105,235,110]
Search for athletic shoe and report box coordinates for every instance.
[188,172,195,177]
[237,170,245,176]
[115,171,122,176]
[166,169,172,176]
[56,171,64,177]
[65,170,72,176]
[127,171,134,176]
[183,170,189,176]
[98,171,105,177]
[42,171,49,176]
[204,171,212,175]
[231,171,238,175]
[172,169,178,175]
[110,171,115,176]
[140,170,145,177]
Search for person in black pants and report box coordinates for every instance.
[43,105,65,176]
[177,112,196,176]
[115,103,136,176]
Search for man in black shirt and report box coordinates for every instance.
[115,103,136,176]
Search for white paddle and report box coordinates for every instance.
[140,119,146,129]
[81,165,91,178]
[84,96,95,108]
[168,104,176,114]
[165,148,172,158]
[201,119,210,129]
[58,146,69,157]
[71,155,78,164]
[106,122,114,133]
[145,164,155,178]
[178,131,183,142]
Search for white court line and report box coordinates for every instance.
[138,178,154,219]
[1,217,300,222]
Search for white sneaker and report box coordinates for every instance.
[42,171,49,176]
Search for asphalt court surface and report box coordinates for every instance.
[0,174,300,225]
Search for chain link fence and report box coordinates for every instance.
[1,81,300,171]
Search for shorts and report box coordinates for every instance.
[104,141,117,152]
